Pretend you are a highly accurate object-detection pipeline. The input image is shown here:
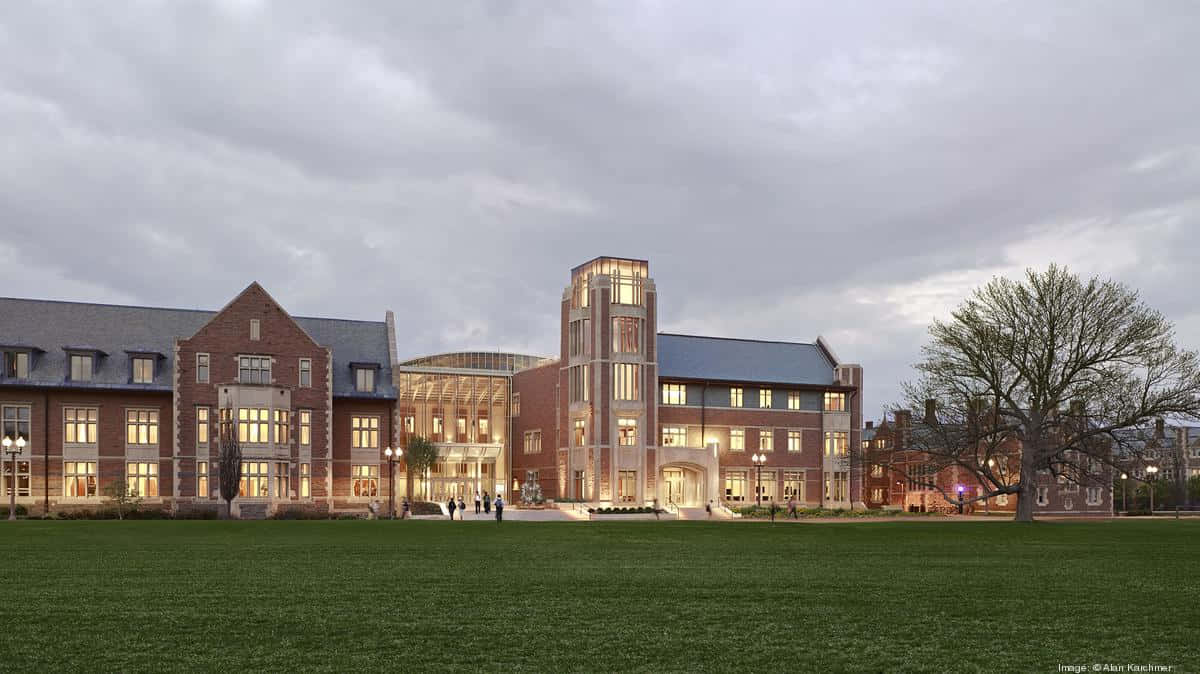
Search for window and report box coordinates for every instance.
[824,431,848,457]
[788,391,801,410]
[871,487,884,502]
[352,464,379,497]
[618,471,637,502]
[250,319,261,341]
[662,426,686,447]
[299,359,311,388]
[569,319,589,357]
[70,354,94,382]
[756,470,776,502]
[662,383,686,405]
[274,461,290,499]
[196,353,209,383]
[432,414,444,441]
[511,394,520,417]
[724,470,747,502]
[127,462,159,498]
[478,418,490,442]
[240,461,269,498]
[787,430,802,453]
[613,363,640,401]
[401,415,414,434]
[783,471,805,502]
[569,365,589,403]
[239,356,271,384]
[1086,487,1102,506]
[126,410,159,445]
[64,461,97,497]
[238,408,269,444]
[612,317,640,354]
[132,357,154,384]
[197,408,210,447]
[4,351,29,379]
[299,410,311,447]
[759,389,772,409]
[824,392,847,412]
[197,460,209,499]
[299,463,311,498]
[524,430,542,454]
[64,408,97,444]
[996,493,1009,506]
[611,273,643,306]
[1036,486,1050,506]
[573,419,585,447]
[352,416,380,449]
[274,410,290,445]
[832,472,848,501]
[618,418,638,446]
[730,428,745,451]
[759,428,774,452]
[1063,497,1074,511]
[356,368,375,393]
[3,460,30,497]
[730,387,743,408]
[456,416,467,441]
[871,464,883,478]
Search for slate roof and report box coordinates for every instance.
[656,333,837,386]
[0,297,395,398]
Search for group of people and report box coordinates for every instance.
[447,491,504,522]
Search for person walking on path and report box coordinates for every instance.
[447,497,456,520]
[787,496,798,519]
[653,498,661,520]
[494,495,504,523]
[474,491,481,515]
[458,496,466,520]
[705,500,712,519]
[401,498,410,520]
[483,491,491,514]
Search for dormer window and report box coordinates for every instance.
[70,354,94,382]
[3,351,29,379]
[132,357,154,384]
[355,367,375,393]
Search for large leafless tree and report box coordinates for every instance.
[864,265,1200,522]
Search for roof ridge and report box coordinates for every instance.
[657,332,817,347]
[0,296,383,325]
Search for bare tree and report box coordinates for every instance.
[103,478,141,520]
[863,265,1200,521]
[403,435,439,501]
[217,416,242,520]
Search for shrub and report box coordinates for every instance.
[272,507,328,520]
[410,501,443,516]
[0,504,28,518]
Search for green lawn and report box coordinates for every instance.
[1,520,1196,672]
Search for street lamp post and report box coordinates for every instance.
[4,436,25,521]
[956,484,965,515]
[1146,465,1159,515]
[1120,473,1128,514]
[384,447,396,520]
[751,453,766,511]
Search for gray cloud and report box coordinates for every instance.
[2,1,1199,414]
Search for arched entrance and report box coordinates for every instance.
[659,463,706,507]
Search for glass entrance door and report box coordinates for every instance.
[663,469,684,506]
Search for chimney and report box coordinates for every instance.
[924,399,936,425]
[1155,418,1165,439]
[895,410,911,428]
[865,421,874,430]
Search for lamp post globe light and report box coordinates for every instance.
[1146,465,1159,514]
[956,484,965,515]
[1121,473,1128,513]
[384,447,401,520]
[751,453,766,510]
[4,436,25,521]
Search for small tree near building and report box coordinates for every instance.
[217,418,242,520]
[404,435,439,501]
[103,479,141,520]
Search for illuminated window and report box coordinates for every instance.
[432,414,444,441]
[3,460,30,497]
[824,392,846,412]
[3,351,29,379]
[64,408,98,444]
[456,416,467,440]
[788,391,801,410]
[249,319,261,341]
[299,463,311,498]
[299,410,311,447]
[613,363,640,401]
[70,354,93,382]
[126,462,159,498]
[1086,487,1102,506]
[833,472,848,500]
[299,359,311,388]
[401,415,414,434]
[611,273,643,306]
[511,393,521,417]
[196,353,209,383]
[356,368,375,393]
[759,389,772,409]
[871,488,884,502]
[572,274,591,309]
[759,428,774,452]
[196,407,209,447]
[730,428,745,451]
[662,426,686,447]
[724,470,747,502]
[524,430,542,454]
[274,409,290,445]
[662,384,686,405]
[824,472,831,500]
[197,461,208,499]
[132,357,154,384]
[126,409,159,446]
[569,319,589,357]
[612,317,640,354]
[64,461,97,497]
[783,471,804,502]
[237,408,269,444]
[730,387,743,408]
[787,430,801,453]
[824,431,847,456]
[352,464,379,497]
[996,493,1009,506]
[274,461,290,499]
[573,419,585,447]
[1036,487,1049,506]
[239,461,269,498]
[871,464,883,478]
[352,416,380,449]
[755,470,776,503]
[618,471,637,502]
[239,356,271,384]
[479,417,490,441]
[618,418,638,446]
[2,405,30,447]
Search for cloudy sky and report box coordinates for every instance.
[2,1,1198,416]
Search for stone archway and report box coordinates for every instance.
[659,462,708,507]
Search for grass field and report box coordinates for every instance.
[1,520,1197,672]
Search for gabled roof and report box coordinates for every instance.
[0,296,395,398]
[656,333,837,387]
